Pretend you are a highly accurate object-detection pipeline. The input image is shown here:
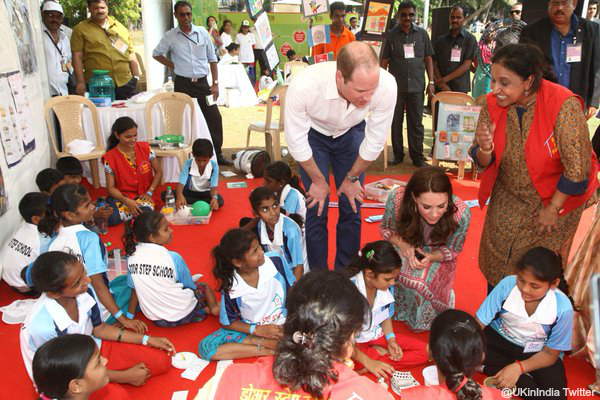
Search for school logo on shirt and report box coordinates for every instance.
[7,238,32,257]
[543,132,558,158]
[259,293,284,325]
[129,263,174,279]
[140,161,151,174]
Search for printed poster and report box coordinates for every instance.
[308,25,331,48]
[306,52,334,64]
[360,0,394,40]
[302,0,329,18]
[254,12,273,48]
[245,0,264,19]
[264,42,280,70]
[4,0,38,76]
[434,103,481,161]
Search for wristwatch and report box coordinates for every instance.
[428,81,434,85]
[212,80,219,85]
[346,173,360,183]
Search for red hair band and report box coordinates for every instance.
[453,376,468,393]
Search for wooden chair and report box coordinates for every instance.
[283,61,308,82]
[144,92,195,178]
[431,92,477,180]
[246,85,288,161]
[44,96,105,188]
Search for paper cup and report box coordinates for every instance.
[171,352,199,370]
[422,365,439,386]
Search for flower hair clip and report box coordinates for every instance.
[451,320,471,333]
[366,250,375,261]
[293,331,313,347]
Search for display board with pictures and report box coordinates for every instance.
[254,11,273,48]
[301,0,329,18]
[264,42,280,70]
[308,25,331,48]
[434,103,480,162]
[245,0,264,19]
[361,39,384,59]
[360,0,394,40]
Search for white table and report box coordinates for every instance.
[81,101,212,185]
[209,64,258,107]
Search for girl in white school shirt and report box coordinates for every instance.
[235,20,256,86]
[123,211,219,327]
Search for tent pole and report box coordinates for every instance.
[423,0,430,30]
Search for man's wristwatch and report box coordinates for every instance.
[428,81,434,85]
[346,173,360,183]
[212,80,218,85]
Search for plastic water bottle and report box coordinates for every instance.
[89,70,115,107]
[165,186,176,209]
[163,76,174,93]
[113,248,122,276]
[95,197,108,235]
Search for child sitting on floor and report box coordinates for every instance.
[32,334,130,400]
[36,168,65,194]
[21,251,174,388]
[169,138,223,211]
[124,211,219,327]
[198,229,294,361]
[1,192,53,295]
[262,161,306,220]
[38,184,146,333]
[348,241,428,378]
[476,247,574,399]
[56,156,113,235]
[246,187,304,281]
[402,309,504,399]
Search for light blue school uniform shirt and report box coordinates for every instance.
[152,25,217,79]
[126,243,199,322]
[476,275,573,352]
[350,272,395,343]
[279,184,306,220]
[20,288,102,379]
[179,158,219,192]
[257,214,303,273]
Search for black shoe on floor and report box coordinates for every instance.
[388,157,404,166]
[412,159,428,167]
[217,155,233,166]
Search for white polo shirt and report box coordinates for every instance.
[257,214,303,272]
[284,61,397,162]
[350,272,395,343]
[20,289,102,379]
[1,222,53,290]
[235,32,256,64]
[42,26,71,96]
[126,243,198,322]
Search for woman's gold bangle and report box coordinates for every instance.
[478,143,495,155]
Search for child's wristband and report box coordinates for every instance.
[146,190,153,196]
[385,333,396,341]
[515,359,524,375]
[142,335,150,346]
[113,310,123,320]
[249,324,257,334]
[126,311,135,319]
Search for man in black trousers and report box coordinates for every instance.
[152,1,232,165]
[520,0,600,118]
[381,2,435,167]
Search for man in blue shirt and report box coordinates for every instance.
[520,0,600,118]
[152,1,232,166]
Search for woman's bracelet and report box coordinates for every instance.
[385,333,396,341]
[142,335,150,346]
[478,143,495,155]
[146,190,153,196]
[126,311,135,319]
[515,359,524,375]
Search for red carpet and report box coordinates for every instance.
[0,174,595,399]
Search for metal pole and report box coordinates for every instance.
[423,0,430,30]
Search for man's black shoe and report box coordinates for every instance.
[412,159,428,167]
[388,157,403,166]
[217,155,233,166]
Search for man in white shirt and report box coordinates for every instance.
[41,1,72,96]
[285,41,397,271]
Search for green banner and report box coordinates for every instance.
[193,0,219,26]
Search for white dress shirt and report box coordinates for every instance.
[235,32,256,63]
[284,62,397,162]
[43,26,71,96]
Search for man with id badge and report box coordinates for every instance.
[381,1,434,167]
[152,1,232,166]
[71,0,140,100]
[41,1,72,97]
[432,5,477,94]
[520,0,600,119]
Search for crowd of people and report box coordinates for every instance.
[3,0,600,398]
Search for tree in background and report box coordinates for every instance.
[58,0,141,27]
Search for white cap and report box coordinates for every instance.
[241,20,250,27]
[42,1,64,14]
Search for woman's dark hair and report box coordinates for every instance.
[345,240,402,278]
[492,43,557,93]
[123,211,164,256]
[225,42,239,53]
[396,166,458,247]
[192,138,214,158]
[31,251,79,293]
[213,229,258,292]
[264,161,306,197]
[38,184,90,237]
[249,186,277,213]
[206,15,217,27]
[106,116,137,151]
[56,156,83,176]
[516,246,577,309]
[220,19,232,35]
[33,334,98,400]
[19,192,50,224]
[273,271,370,399]
[36,168,64,193]
[430,309,485,400]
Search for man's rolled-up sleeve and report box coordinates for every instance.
[284,78,313,162]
